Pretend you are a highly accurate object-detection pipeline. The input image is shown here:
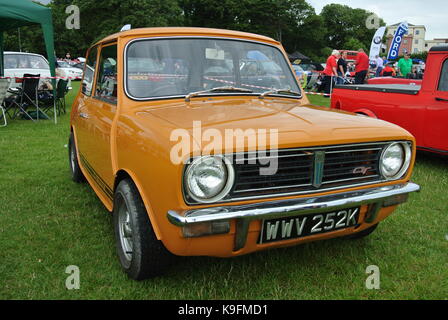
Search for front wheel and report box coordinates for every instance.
[113,179,174,280]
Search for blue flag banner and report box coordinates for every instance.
[387,22,409,60]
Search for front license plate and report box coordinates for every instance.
[259,207,360,244]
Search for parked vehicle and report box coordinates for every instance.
[3,51,51,89]
[332,45,448,155]
[56,60,83,80]
[69,27,420,280]
[72,62,85,70]
[297,63,323,91]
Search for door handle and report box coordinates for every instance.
[79,112,90,119]
[435,97,448,102]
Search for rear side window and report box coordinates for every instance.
[82,46,98,96]
[95,44,118,104]
[438,59,448,92]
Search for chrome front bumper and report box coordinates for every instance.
[167,182,420,251]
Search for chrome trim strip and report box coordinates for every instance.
[233,182,312,193]
[168,182,420,250]
[321,175,380,184]
[227,141,392,157]
[123,36,302,101]
[325,147,383,154]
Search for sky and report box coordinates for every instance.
[34,0,446,39]
[307,0,447,39]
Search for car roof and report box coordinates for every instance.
[94,27,279,46]
[4,51,45,57]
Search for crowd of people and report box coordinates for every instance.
[320,49,425,96]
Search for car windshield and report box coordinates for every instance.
[126,38,300,99]
[4,54,49,70]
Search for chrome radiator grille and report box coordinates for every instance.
[229,143,386,200]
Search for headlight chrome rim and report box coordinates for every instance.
[184,155,235,203]
[380,142,412,180]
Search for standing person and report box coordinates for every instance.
[375,55,384,78]
[322,50,339,96]
[337,51,348,85]
[397,53,413,78]
[354,48,369,84]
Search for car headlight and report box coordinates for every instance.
[184,156,234,203]
[380,142,412,180]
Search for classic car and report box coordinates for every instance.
[3,51,52,89]
[56,60,83,80]
[69,27,420,280]
[331,45,448,155]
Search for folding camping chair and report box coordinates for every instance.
[7,73,45,121]
[0,78,10,127]
[39,79,68,117]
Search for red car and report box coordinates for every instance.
[331,45,448,155]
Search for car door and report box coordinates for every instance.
[83,43,118,197]
[425,56,448,152]
[75,45,99,170]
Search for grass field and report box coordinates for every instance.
[0,83,447,299]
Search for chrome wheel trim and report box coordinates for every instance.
[118,201,133,263]
[70,144,76,173]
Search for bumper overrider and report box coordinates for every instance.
[167,182,420,251]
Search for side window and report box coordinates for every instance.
[82,46,98,96]
[95,44,118,104]
[438,59,448,92]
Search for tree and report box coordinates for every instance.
[49,0,183,57]
[180,0,327,60]
[320,4,385,51]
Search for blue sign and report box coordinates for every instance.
[387,22,409,60]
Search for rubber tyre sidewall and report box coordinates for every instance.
[68,132,85,183]
[113,179,173,280]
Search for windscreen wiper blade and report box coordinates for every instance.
[185,86,253,102]
[259,88,301,99]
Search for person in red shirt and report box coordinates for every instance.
[380,63,397,77]
[354,48,369,84]
[322,50,339,96]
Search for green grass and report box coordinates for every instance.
[0,87,447,299]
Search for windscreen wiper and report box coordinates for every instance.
[259,88,301,99]
[185,86,253,102]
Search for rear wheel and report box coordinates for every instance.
[347,224,378,239]
[68,132,85,183]
[113,179,174,280]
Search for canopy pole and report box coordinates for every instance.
[41,22,57,124]
[0,32,4,77]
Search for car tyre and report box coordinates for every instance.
[347,224,378,239]
[113,179,174,280]
[68,132,85,183]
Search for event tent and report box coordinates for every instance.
[0,0,57,123]
[0,0,56,79]
[288,51,311,64]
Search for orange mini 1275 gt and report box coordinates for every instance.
[69,27,420,280]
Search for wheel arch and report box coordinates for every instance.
[353,108,378,118]
[113,168,163,240]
